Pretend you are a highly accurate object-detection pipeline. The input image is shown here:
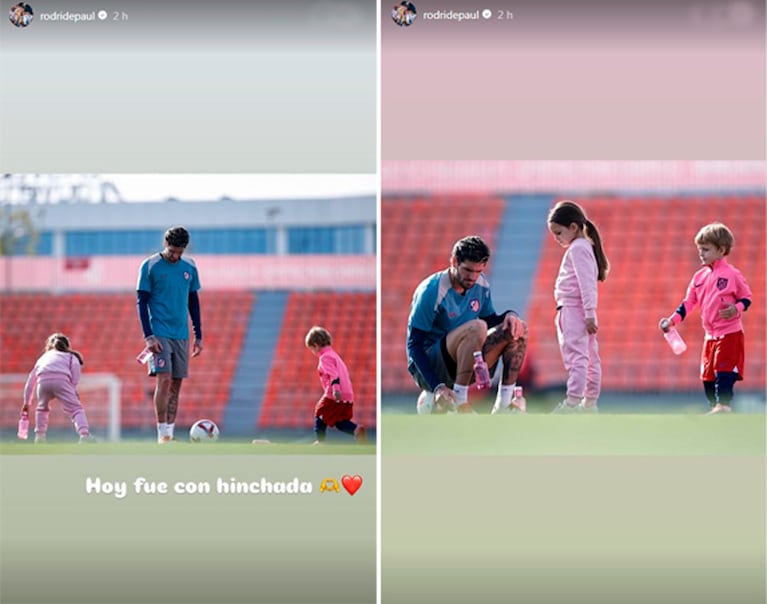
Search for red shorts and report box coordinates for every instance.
[314,396,354,427]
[700,331,744,382]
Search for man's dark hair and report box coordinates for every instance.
[452,235,490,264]
[164,226,190,248]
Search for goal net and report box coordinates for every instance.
[0,373,121,442]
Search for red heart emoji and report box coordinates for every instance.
[341,474,363,496]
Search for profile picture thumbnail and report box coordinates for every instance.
[392,1,416,27]
[9,2,33,27]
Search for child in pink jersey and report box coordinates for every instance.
[21,333,95,443]
[305,326,366,444]
[659,222,752,414]
[547,201,610,413]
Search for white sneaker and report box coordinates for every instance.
[706,403,732,415]
[552,400,579,414]
[578,403,599,414]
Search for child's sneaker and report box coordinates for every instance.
[578,403,599,414]
[552,400,579,414]
[78,434,97,444]
[158,435,172,444]
[706,403,732,415]
[34,433,47,444]
[353,426,367,444]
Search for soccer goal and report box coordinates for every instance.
[0,373,122,442]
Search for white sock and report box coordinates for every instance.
[157,422,169,438]
[168,423,175,438]
[452,383,469,404]
[494,384,516,410]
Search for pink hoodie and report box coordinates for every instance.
[23,350,81,405]
[670,257,752,338]
[554,237,598,319]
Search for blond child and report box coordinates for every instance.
[659,222,752,414]
[305,326,365,444]
[22,333,95,443]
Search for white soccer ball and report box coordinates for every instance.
[416,391,434,415]
[189,419,220,443]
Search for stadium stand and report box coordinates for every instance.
[381,194,764,397]
[0,291,253,431]
[259,291,376,430]
[0,194,376,437]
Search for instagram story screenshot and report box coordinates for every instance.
[381,2,765,604]
[1,2,376,604]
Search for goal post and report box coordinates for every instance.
[0,373,122,442]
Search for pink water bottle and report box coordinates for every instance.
[17,411,29,440]
[136,346,153,364]
[661,320,687,355]
[473,351,491,389]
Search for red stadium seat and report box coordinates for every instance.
[0,291,254,430]
[258,291,376,430]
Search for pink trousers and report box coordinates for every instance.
[556,306,602,402]
[35,377,90,436]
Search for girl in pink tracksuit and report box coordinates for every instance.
[548,201,610,412]
[659,222,752,414]
[21,333,94,443]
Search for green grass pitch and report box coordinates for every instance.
[382,414,765,456]
[0,440,375,456]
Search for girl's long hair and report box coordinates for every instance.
[548,200,609,282]
[45,333,84,365]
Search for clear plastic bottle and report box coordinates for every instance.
[17,410,29,440]
[472,351,491,390]
[136,346,153,364]
[661,320,687,355]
